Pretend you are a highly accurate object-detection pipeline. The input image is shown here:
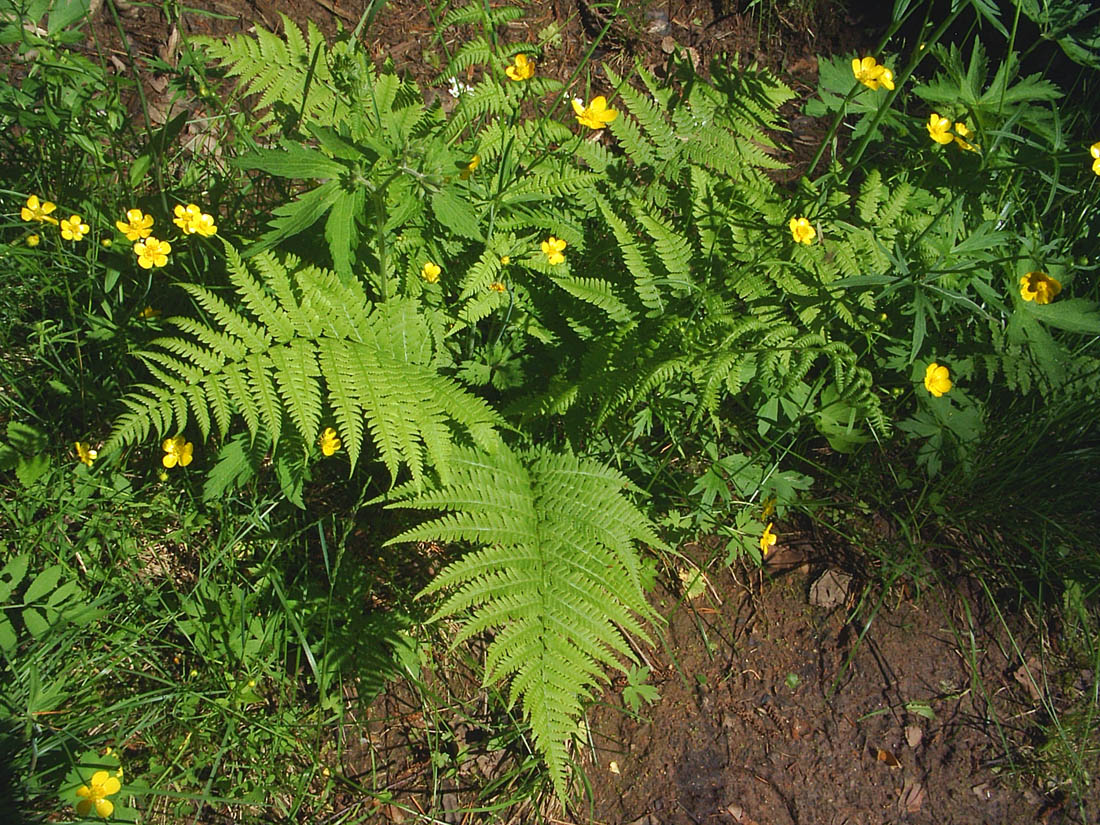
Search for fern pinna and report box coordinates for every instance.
[386,444,664,799]
[106,244,501,485]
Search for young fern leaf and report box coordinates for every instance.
[106,246,501,485]
[386,445,664,800]
[194,16,342,135]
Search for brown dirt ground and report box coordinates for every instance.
[62,1,1096,823]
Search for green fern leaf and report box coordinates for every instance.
[387,445,663,800]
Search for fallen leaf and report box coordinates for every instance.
[1013,657,1043,702]
[876,747,900,769]
[905,724,923,748]
[809,569,853,608]
[609,760,620,774]
[899,776,926,813]
[723,804,760,825]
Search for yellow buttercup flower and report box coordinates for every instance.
[851,56,894,91]
[138,305,161,319]
[760,522,777,557]
[500,255,510,265]
[1019,271,1062,305]
[953,122,978,152]
[541,235,567,265]
[60,214,90,242]
[75,769,121,818]
[789,216,815,245]
[1090,141,1100,176]
[421,261,441,284]
[162,435,194,468]
[26,234,40,247]
[505,53,535,81]
[75,441,98,467]
[923,362,951,397]
[173,203,217,237]
[460,154,480,180]
[489,281,507,292]
[927,113,953,145]
[134,237,171,269]
[572,95,618,130]
[319,427,342,456]
[116,208,154,241]
[21,195,57,223]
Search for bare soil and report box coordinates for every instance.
[67,1,1097,822]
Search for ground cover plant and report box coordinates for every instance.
[1,0,1099,821]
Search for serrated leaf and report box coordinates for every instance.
[24,565,63,602]
[431,188,483,240]
[22,607,49,638]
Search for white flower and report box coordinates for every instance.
[447,77,473,97]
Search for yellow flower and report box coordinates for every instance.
[541,235,567,265]
[500,255,510,265]
[927,113,953,145]
[572,95,618,130]
[953,122,978,152]
[1090,141,1100,176]
[489,281,506,292]
[789,216,815,244]
[26,234,40,247]
[760,522,777,557]
[505,53,535,81]
[172,203,217,237]
[319,427,342,456]
[923,362,951,397]
[76,769,121,818]
[460,154,480,180]
[115,208,154,241]
[60,214,90,242]
[75,441,98,467]
[162,435,194,468]
[138,305,161,319]
[1019,271,1062,305]
[421,261,441,284]
[21,195,57,223]
[851,56,894,91]
[134,236,171,269]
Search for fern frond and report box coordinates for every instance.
[194,15,341,134]
[387,445,663,800]
[108,248,502,483]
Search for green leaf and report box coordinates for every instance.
[0,554,29,601]
[22,606,49,638]
[251,179,342,253]
[325,190,360,280]
[0,616,16,655]
[15,454,50,488]
[47,0,90,34]
[1024,298,1100,334]
[388,445,663,801]
[431,188,483,240]
[24,565,63,602]
[7,421,47,454]
[235,144,347,179]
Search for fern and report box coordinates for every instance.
[107,245,501,485]
[386,445,664,800]
[194,15,344,135]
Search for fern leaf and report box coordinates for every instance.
[387,445,663,800]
